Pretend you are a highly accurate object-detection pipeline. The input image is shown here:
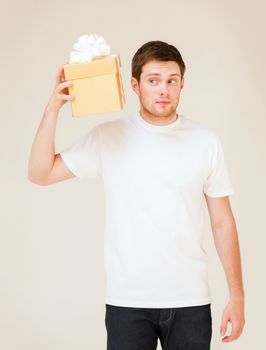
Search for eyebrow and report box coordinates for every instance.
[146,73,181,77]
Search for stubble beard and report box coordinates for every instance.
[141,99,178,120]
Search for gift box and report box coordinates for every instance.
[63,54,125,117]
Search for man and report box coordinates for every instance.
[28,40,245,350]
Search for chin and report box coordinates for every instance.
[141,102,177,118]
[155,108,176,117]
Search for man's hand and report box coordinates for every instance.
[220,297,245,342]
[45,61,74,113]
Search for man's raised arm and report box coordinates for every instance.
[28,64,75,186]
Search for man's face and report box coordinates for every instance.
[131,60,184,120]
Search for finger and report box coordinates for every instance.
[222,335,232,342]
[60,62,68,82]
[230,321,242,339]
[220,318,228,337]
[55,62,68,84]
[61,94,74,101]
[222,322,240,342]
[56,67,63,84]
[55,66,66,84]
[56,81,73,92]
[222,333,238,342]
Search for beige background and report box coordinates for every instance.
[1,0,265,349]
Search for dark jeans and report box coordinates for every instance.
[105,303,212,350]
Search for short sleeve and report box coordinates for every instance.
[60,125,102,178]
[203,135,234,197]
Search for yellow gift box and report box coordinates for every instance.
[63,54,125,117]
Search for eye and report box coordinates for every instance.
[148,79,157,84]
[168,79,178,84]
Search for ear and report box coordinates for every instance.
[131,77,140,96]
[181,77,184,90]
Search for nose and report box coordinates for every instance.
[159,82,170,97]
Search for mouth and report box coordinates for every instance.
[156,100,171,105]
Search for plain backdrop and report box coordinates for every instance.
[1,0,265,349]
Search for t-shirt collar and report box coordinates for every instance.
[131,111,183,133]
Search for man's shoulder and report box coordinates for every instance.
[182,115,219,142]
[94,115,133,139]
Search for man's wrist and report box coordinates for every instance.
[44,105,59,115]
[44,106,60,117]
[229,293,245,302]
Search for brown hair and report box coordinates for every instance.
[131,40,186,83]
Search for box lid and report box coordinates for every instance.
[64,54,121,80]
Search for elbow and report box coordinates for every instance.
[28,171,50,186]
[212,216,236,235]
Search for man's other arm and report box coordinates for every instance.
[28,64,75,186]
[204,195,245,343]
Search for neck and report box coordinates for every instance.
[139,109,178,126]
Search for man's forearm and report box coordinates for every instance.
[212,217,245,299]
[28,108,58,182]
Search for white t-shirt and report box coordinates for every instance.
[60,112,234,308]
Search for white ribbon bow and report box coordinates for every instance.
[69,34,111,63]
